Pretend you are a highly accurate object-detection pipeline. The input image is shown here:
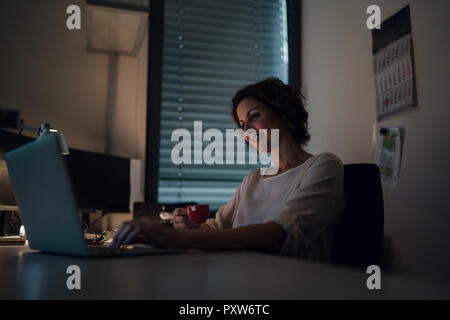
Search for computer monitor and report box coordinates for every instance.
[0,129,130,213]
[0,129,32,208]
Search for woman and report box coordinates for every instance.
[111,77,345,262]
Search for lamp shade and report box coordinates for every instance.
[37,127,70,155]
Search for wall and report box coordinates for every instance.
[302,0,450,283]
[0,0,148,228]
[110,29,148,203]
[0,0,109,153]
[107,29,148,228]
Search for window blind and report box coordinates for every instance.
[158,0,289,210]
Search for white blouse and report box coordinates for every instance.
[205,153,346,262]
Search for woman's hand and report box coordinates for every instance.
[110,218,286,253]
[110,217,182,249]
[172,207,203,231]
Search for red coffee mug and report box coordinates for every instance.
[187,204,210,224]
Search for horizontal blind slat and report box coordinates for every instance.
[158,0,288,209]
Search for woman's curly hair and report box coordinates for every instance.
[231,77,311,145]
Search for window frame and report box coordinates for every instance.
[144,0,302,207]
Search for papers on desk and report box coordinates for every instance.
[0,236,26,245]
[160,211,174,221]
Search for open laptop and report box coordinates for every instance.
[5,134,182,257]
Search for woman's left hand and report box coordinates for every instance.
[110,217,181,249]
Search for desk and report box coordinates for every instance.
[1,246,449,299]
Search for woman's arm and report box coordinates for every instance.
[111,218,287,254]
[184,222,287,253]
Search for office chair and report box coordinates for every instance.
[331,164,384,269]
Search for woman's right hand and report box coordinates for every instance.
[172,207,202,231]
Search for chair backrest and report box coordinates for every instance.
[331,164,384,269]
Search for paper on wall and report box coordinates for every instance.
[373,126,402,188]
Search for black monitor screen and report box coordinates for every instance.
[0,129,33,207]
[0,129,130,212]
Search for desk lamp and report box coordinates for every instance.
[0,108,69,155]
[1,108,70,239]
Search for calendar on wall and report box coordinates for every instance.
[372,5,416,121]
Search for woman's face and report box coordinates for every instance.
[236,97,283,152]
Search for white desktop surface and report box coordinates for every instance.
[0,246,449,299]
